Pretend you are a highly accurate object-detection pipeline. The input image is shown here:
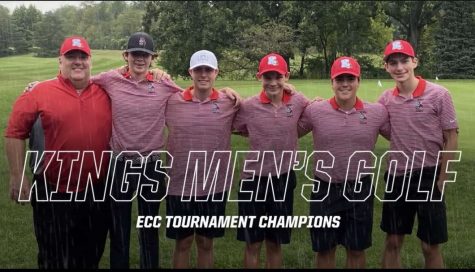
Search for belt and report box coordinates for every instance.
[112,152,162,164]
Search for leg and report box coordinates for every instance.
[173,235,194,268]
[195,235,214,268]
[264,240,282,268]
[244,241,262,268]
[346,249,366,269]
[421,241,444,268]
[315,247,337,268]
[381,234,404,268]
[137,198,160,269]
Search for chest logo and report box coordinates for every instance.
[415,99,423,112]
[212,101,220,113]
[359,111,367,124]
[285,104,293,117]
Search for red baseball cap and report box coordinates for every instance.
[60,36,91,56]
[257,53,288,76]
[383,40,415,61]
[330,56,360,79]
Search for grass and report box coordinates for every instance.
[0,51,474,268]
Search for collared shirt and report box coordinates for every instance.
[165,86,238,196]
[378,77,458,174]
[5,75,112,192]
[298,97,390,183]
[233,90,309,179]
[92,70,182,155]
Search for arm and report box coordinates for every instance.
[5,138,31,203]
[219,87,242,108]
[437,129,458,192]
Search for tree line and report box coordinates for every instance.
[1,1,474,79]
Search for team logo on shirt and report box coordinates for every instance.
[285,104,293,117]
[415,99,423,112]
[212,101,220,113]
[359,111,367,124]
[147,82,155,93]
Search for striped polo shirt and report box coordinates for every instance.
[92,70,182,155]
[165,86,238,196]
[233,91,309,179]
[378,77,458,175]
[298,97,390,183]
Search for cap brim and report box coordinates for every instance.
[257,68,287,77]
[331,71,360,80]
[383,52,414,61]
[62,48,90,56]
[126,48,157,56]
[189,63,218,70]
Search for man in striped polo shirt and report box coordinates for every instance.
[91,32,182,269]
[298,56,390,268]
[233,53,309,268]
[378,40,459,268]
[164,50,238,268]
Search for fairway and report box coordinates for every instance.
[0,51,474,268]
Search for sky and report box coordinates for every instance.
[1,1,85,13]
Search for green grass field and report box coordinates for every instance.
[0,51,474,268]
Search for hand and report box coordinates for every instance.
[116,65,128,75]
[283,83,296,94]
[219,87,242,108]
[23,81,39,93]
[311,96,325,103]
[150,68,171,82]
[9,175,31,204]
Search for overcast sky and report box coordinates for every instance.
[1,1,85,13]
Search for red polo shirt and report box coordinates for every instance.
[5,75,112,192]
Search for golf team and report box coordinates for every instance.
[4,32,458,269]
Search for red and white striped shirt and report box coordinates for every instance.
[298,97,390,183]
[92,70,181,155]
[233,91,309,179]
[378,77,458,174]
[165,87,238,196]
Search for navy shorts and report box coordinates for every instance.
[237,170,297,244]
[166,192,227,240]
[309,175,374,252]
[380,166,447,245]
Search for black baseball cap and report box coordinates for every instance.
[126,32,157,56]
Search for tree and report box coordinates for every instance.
[33,12,66,57]
[11,5,42,53]
[0,5,12,56]
[381,1,441,53]
[434,1,475,78]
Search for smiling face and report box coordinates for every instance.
[331,74,359,104]
[259,71,289,97]
[189,65,218,92]
[384,53,418,83]
[123,51,153,78]
[59,50,91,84]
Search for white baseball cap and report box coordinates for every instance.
[189,50,218,70]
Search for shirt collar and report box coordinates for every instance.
[259,90,291,104]
[122,69,154,82]
[329,96,364,110]
[183,86,219,101]
[392,76,426,97]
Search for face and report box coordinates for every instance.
[59,50,91,83]
[189,66,218,92]
[331,74,359,103]
[123,51,153,77]
[259,71,289,97]
[384,53,418,83]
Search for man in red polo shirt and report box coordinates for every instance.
[164,50,238,268]
[4,36,111,268]
[233,53,309,268]
[298,56,390,268]
[378,40,459,268]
